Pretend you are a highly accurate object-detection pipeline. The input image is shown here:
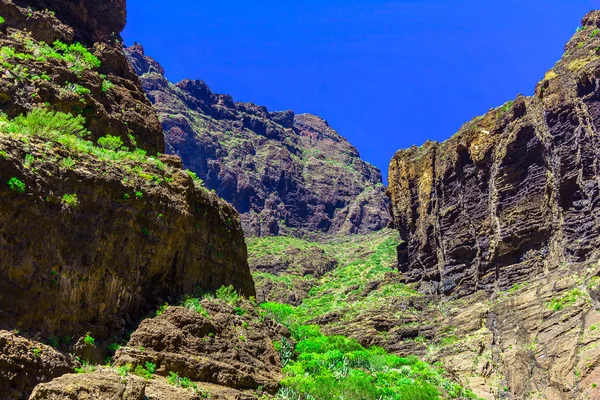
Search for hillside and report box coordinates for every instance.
[124,44,391,237]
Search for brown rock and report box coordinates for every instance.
[0,330,78,400]
[0,133,254,340]
[387,11,600,296]
[124,44,391,237]
[0,0,164,155]
[113,301,284,394]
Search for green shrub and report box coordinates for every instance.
[117,364,131,377]
[102,79,115,92]
[183,297,210,318]
[83,333,95,346]
[7,177,25,193]
[0,16,5,25]
[7,108,88,139]
[97,135,123,150]
[133,362,156,379]
[155,302,169,316]
[547,288,586,311]
[215,285,239,305]
[260,302,295,325]
[75,361,96,374]
[61,193,78,207]
[53,40,100,74]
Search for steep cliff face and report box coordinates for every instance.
[0,0,254,343]
[0,0,164,154]
[125,44,391,237]
[388,11,600,297]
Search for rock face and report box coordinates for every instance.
[0,330,78,400]
[0,132,253,340]
[0,0,253,339]
[388,11,600,297]
[114,301,285,394]
[125,44,391,237]
[0,0,164,154]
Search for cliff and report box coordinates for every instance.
[388,11,600,297]
[125,44,391,237]
[0,1,255,397]
[0,0,163,154]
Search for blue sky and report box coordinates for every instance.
[123,0,597,181]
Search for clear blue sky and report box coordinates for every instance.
[123,0,597,181]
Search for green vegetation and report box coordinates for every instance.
[61,193,78,207]
[75,361,97,374]
[167,371,209,397]
[216,285,239,305]
[32,347,41,357]
[102,79,115,92]
[97,135,124,151]
[5,108,88,139]
[0,108,190,190]
[546,288,587,311]
[0,16,5,25]
[133,362,156,380]
[7,177,25,193]
[183,297,210,318]
[497,100,514,116]
[591,28,599,38]
[155,302,169,316]
[83,333,95,346]
[258,301,474,399]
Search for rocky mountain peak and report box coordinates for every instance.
[125,45,392,237]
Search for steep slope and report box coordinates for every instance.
[377,10,600,399]
[0,0,163,153]
[0,1,255,397]
[125,44,391,237]
[388,11,600,297]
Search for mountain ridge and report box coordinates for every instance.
[125,43,392,237]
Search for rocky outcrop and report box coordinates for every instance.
[387,11,600,297]
[0,0,164,154]
[124,44,391,237]
[249,240,337,305]
[0,330,78,400]
[0,132,253,340]
[114,300,285,394]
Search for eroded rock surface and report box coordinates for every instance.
[0,0,164,154]
[0,330,78,400]
[388,11,600,297]
[114,301,285,394]
[0,133,253,340]
[125,44,391,237]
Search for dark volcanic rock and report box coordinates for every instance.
[125,43,391,237]
[387,11,600,297]
[0,0,164,154]
[114,301,286,394]
[0,0,254,341]
[0,330,78,400]
[0,133,254,340]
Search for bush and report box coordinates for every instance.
[8,108,88,139]
[61,193,78,207]
[7,177,25,193]
[53,40,100,74]
[83,333,95,346]
[183,297,210,318]
[97,135,123,150]
[215,285,239,305]
[0,16,5,25]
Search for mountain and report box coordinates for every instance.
[383,10,600,398]
[124,44,391,237]
[0,0,254,397]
